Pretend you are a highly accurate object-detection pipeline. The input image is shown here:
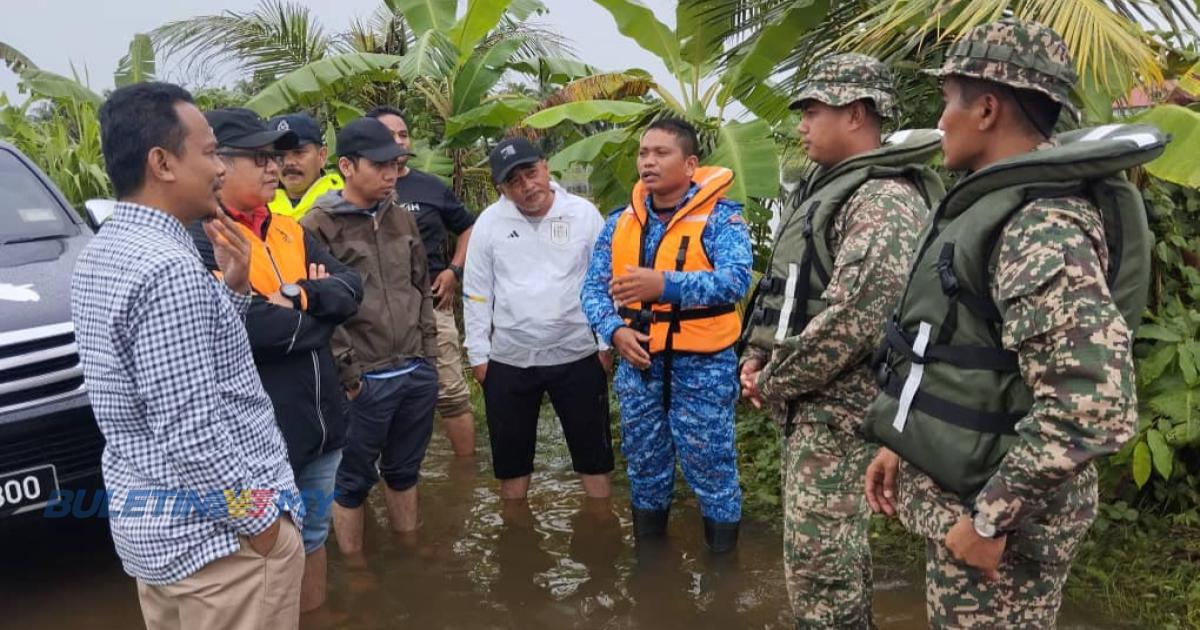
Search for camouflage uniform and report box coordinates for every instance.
[751,54,929,628]
[894,19,1136,628]
[582,186,752,524]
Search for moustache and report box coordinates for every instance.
[281,168,304,177]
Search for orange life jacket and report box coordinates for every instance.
[611,166,741,354]
[235,213,310,309]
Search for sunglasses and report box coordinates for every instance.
[218,149,284,168]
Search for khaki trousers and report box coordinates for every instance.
[136,518,304,630]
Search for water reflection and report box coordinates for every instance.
[0,418,1127,629]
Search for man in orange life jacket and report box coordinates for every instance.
[188,108,363,613]
[581,118,753,552]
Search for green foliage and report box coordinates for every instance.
[114,34,156,87]
[0,95,110,208]
[243,52,403,116]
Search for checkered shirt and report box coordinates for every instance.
[70,202,300,585]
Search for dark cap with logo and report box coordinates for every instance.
[268,113,324,146]
[489,137,542,184]
[336,117,410,162]
[206,108,298,150]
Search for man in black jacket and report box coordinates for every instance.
[189,108,363,613]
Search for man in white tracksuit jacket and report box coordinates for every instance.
[464,137,615,500]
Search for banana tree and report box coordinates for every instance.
[521,0,828,251]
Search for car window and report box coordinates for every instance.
[0,149,74,244]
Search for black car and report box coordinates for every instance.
[0,140,105,520]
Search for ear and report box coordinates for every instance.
[684,154,699,177]
[847,101,867,131]
[337,156,352,178]
[977,92,1001,132]
[317,146,328,164]
[146,146,177,184]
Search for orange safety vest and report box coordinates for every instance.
[236,213,310,309]
[611,166,741,354]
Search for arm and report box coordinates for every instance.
[131,263,278,536]
[442,185,476,267]
[580,212,627,346]
[973,199,1136,532]
[758,182,925,401]
[462,215,493,367]
[582,205,611,352]
[658,200,752,307]
[408,213,438,360]
[301,215,361,388]
[189,220,337,359]
[298,231,362,323]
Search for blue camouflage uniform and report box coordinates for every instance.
[581,183,752,523]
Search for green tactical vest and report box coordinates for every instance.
[742,129,945,352]
[863,123,1168,500]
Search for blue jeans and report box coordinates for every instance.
[294,448,342,554]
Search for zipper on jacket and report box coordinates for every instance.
[312,350,327,452]
[372,209,399,360]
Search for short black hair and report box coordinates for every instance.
[949,75,1061,138]
[645,117,700,158]
[365,105,405,121]
[99,82,195,198]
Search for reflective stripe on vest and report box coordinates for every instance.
[742,129,945,353]
[610,166,741,354]
[863,123,1166,500]
[268,172,344,220]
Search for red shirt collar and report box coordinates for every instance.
[224,205,271,238]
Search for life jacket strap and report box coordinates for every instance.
[883,321,1019,372]
[879,369,1023,435]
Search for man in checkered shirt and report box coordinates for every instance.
[71,82,304,629]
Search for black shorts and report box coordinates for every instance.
[483,353,615,480]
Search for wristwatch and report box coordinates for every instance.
[972,510,998,539]
[280,283,303,310]
[448,264,464,281]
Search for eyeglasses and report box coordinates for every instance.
[217,149,284,168]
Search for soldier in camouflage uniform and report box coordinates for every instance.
[864,19,1139,628]
[740,54,934,627]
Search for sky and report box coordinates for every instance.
[1,0,681,102]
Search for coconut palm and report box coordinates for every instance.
[707,0,1200,123]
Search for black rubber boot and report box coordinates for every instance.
[631,507,669,540]
[703,518,739,554]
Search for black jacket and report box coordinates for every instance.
[188,214,363,473]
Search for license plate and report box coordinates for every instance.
[0,464,60,517]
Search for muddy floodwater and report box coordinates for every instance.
[1,416,1124,629]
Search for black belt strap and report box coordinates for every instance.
[661,236,691,413]
[619,303,736,323]
[880,371,1023,435]
[884,321,1019,372]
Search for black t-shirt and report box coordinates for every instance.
[393,169,475,276]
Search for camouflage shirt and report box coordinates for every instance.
[899,194,1137,537]
[756,178,928,436]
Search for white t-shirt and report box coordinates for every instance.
[463,182,606,368]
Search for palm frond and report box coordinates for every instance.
[0,41,38,74]
[151,0,333,85]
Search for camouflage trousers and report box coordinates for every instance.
[922,467,1098,629]
[783,421,874,629]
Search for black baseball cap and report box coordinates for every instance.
[206,108,298,150]
[489,137,542,184]
[268,113,324,146]
[336,118,410,162]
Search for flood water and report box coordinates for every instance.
[0,414,1126,629]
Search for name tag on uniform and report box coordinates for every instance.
[550,219,569,245]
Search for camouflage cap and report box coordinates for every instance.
[926,18,1080,120]
[790,53,896,118]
